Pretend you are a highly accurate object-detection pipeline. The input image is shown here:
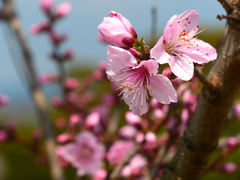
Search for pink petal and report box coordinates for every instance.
[125,86,148,115]
[184,39,217,64]
[106,45,137,76]
[135,60,159,75]
[149,74,177,104]
[110,11,133,33]
[56,2,71,17]
[150,37,171,64]
[178,10,199,37]
[163,15,182,44]
[168,56,194,81]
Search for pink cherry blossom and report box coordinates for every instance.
[125,111,142,125]
[107,140,135,165]
[39,0,54,13]
[98,11,137,48]
[106,45,177,115]
[94,169,107,180]
[235,103,240,120]
[56,2,71,18]
[121,154,147,177]
[60,131,105,176]
[151,10,217,81]
[119,125,137,139]
[0,94,10,108]
[65,78,79,89]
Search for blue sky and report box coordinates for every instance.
[0,0,226,122]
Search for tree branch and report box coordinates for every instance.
[194,68,215,90]
[161,1,240,179]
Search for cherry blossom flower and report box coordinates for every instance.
[107,140,135,165]
[121,154,147,177]
[106,45,177,115]
[59,131,105,176]
[98,11,137,49]
[151,10,217,81]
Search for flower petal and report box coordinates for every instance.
[163,15,182,44]
[106,45,137,77]
[168,56,194,81]
[149,74,177,104]
[135,60,159,75]
[178,10,199,37]
[184,39,217,64]
[124,87,148,115]
[150,37,171,64]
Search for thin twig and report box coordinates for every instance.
[194,68,215,90]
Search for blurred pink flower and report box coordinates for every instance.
[56,2,71,18]
[98,11,137,48]
[0,94,10,108]
[49,31,67,45]
[125,111,142,125]
[107,140,135,165]
[51,96,62,107]
[85,111,100,128]
[145,131,157,144]
[119,125,137,139]
[122,154,147,177]
[60,131,105,176]
[70,114,81,126]
[65,78,79,89]
[94,169,107,180]
[39,0,54,13]
[0,130,7,142]
[38,73,58,85]
[56,133,72,143]
[63,49,75,60]
[235,103,240,120]
[30,21,50,35]
[107,45,177,115]
[151,10,217,80]
[217,162,237,174]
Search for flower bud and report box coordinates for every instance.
[98,11,137,48]
[55,2,71,18]
[39,0,54,13]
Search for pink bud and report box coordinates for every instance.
[92,70,103,80]
[150,98,159,108]
[98,61,107,71]
[135,132,144,143]
[119,125,137,139]
[49,31,67,45]
[125,111,142,125]
[98,11,137,48]
[218,162,237,173]
[94,169,107,180]
[235,103,240,120]
[56,2,71,18]
[0,94,10,108]
[85,112,100,127]
[145,132,157,144]
[63,49,75,60]
[65,78,79,89]
[0,130,7,142]
[154,108,164,119]
[70,114,81,126]
[39,0,54,13]
[51,96,62,107]
[129,48,140,57]
[162,67,172,77]
[30,21,50,35]
[56,133,72,143]
[38,73,58,85]
[226,137,238,149]
[102,94,116,107]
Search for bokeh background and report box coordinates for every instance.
[0,0,234,179]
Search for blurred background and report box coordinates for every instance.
[0,0,230,179]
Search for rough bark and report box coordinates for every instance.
[162,1,240,179]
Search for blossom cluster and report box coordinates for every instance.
[98,10,217,115]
